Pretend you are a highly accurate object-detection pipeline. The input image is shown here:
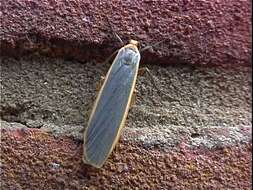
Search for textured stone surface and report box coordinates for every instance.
[1,128,252,190]
[0,1,252,189]
[1,56,251,150]
[0,0,251,66]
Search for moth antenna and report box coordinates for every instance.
[104,15,124,46]
[102,49,119,65]
[140,37,170,52]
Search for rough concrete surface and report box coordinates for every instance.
[0,55,252,189]
[0,56,252,150]
[0,0,252,189]
[0,0,251,66]
[1,128,252,190]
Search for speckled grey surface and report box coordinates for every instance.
[1,56,252,149]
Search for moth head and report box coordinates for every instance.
[129,39,139,48]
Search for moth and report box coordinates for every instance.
[83,39,141,168]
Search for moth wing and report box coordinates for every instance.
[83,47,140,167]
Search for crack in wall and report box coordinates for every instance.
[0,55,251,148]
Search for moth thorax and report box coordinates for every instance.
[129,39,139,47]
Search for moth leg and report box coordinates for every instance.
[128,67,151,108]
[102,50,118,65]
[83,75,105,129]
[83,103,93,131]
[87,75,105,119]
[96,76,105,91]
[138,67,158,88]
[138,67,165,106]
[138,67,150,76]
[130,89,137,108]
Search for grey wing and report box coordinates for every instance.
[84,47,140,167]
